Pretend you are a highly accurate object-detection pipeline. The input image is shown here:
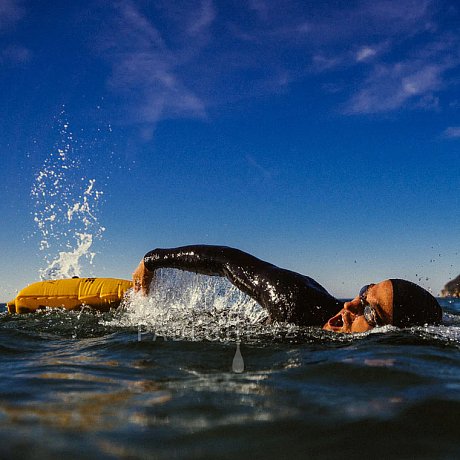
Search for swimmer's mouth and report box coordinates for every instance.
[326,313,344,330]
[330,314,343,327]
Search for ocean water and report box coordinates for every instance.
[0,275,459,460]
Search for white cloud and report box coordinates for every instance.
[356,47,377,62]
[97,0,459,125]
[187,0,215,36]
[365,0,431,24]
[312,54,343,71]
[443,127,460,138]
[346,60,449,114]
[226,0,448,108]
[281,0,434,45]
[102,0,208,131]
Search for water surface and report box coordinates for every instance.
[0,293,459,460]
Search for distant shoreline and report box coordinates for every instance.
[441,274,460,297]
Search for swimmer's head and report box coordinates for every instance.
[323,279,442,333]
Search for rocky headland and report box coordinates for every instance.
[441,274,460,297]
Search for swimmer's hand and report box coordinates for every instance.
[132,259,154,295]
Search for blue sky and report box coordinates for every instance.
[0,0,459,301]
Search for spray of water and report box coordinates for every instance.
[31,116,105,279]
[105,269,274,342]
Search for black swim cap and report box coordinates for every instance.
[390,279,442,327]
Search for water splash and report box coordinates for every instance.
[31,116,105,279]
[105,269,273,342]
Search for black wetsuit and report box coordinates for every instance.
[144,245,343,326]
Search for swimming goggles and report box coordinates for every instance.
[359,284,382,327]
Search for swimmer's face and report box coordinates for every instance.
[323,280,393,333]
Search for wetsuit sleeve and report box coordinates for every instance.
[143,245,341,326]
[143,245,269,305]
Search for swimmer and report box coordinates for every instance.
[132,245,442,333]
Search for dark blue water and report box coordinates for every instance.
[0,294,459,460]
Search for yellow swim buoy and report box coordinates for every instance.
[7,278,132,314]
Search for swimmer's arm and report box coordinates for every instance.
[133,245,341,325]
[134,245,268,302]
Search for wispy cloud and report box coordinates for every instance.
[345,59,450,114]
[251,0,435,45]
[229,0,456,113]
[0,0,24,30]
[95,0,460,131]
[248,0,270,21]
[100,0,211,135]
[0,0,30,68]
[356,47,378,63]
[443,126,460,138]
[187,0,215,36]
[360,0,434,33]
[1,43,30,64]
[312,54,343,72]
[245,154,273,180]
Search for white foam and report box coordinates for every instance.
[105,270,269,342]
[416,324,460,344]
